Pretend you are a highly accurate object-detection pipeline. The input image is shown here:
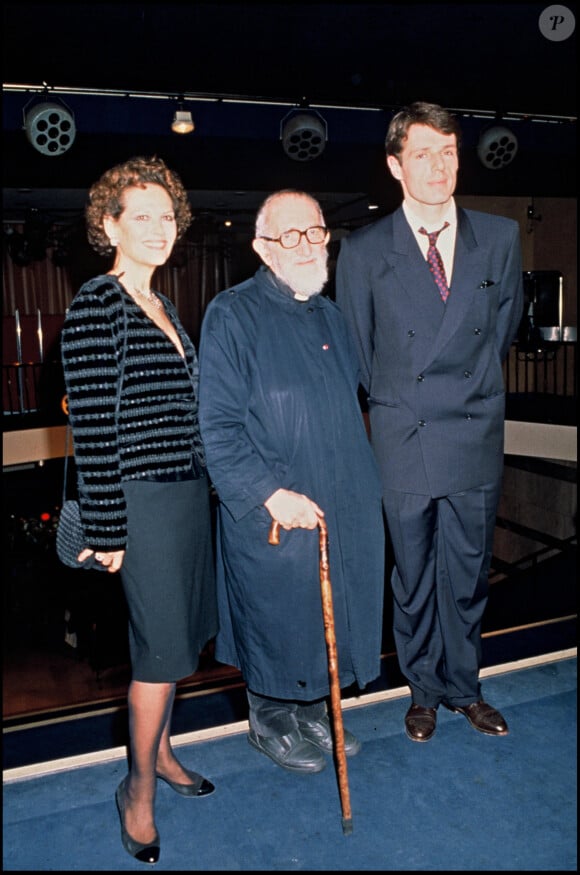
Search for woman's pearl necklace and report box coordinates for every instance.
[134,287,162,311]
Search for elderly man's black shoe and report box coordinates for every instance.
[248,728,327,773]
[442,700,509,735]
[405,703,437,742]
[297,714,361,756]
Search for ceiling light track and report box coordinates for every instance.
[3,83,576,124]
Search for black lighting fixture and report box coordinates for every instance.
[23,94,76,156]
[476,123,518,169]
[280,108,327,161]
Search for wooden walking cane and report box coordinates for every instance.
[268,519,354,835]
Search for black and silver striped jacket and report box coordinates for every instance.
[61,274,205,551]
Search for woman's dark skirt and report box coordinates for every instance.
[120,477,217,682]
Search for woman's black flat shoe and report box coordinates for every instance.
[156,767,215,797]
[115,778,160,864]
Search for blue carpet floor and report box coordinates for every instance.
[2,655,577,871]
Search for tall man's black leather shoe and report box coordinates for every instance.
[247,728,327,773]
[442,700,509,735]
[297,714,361,756]
[404,703,437,742]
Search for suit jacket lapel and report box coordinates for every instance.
[422,209,486,368]
[379,207,487,370]
[385,208,444,326]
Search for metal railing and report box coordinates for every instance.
[3,361,65,422]
[3,342,577,424]
[503,340,576,422]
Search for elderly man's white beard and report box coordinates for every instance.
[277,252,329,299]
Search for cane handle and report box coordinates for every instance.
[268,518,326,545]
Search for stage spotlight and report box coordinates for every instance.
[280,110,327,161]
[23,98,76,156]
[477,124,518,169]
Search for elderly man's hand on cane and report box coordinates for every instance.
[265,488,325,531]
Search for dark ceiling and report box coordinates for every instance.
[4,2,577,115]
[2,2,578,227]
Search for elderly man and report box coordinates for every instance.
[198,189,385,774]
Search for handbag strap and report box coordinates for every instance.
[62,295,128,504]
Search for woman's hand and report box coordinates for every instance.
[77,549,126,573]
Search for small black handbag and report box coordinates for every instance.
[56,299,127,571]
[56,425,107,571]
[56,484,105,571]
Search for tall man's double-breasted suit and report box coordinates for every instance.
[336,204,523,707]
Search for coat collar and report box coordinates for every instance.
[255,265,329,309]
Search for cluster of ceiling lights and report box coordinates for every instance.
[20,91,199,155]
[14,85,539,170]
[16,87,333,161]
[20,94,327,161]
[170,105,329,161]
[20,98,328,162]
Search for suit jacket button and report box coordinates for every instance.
[407,329,415,337]
[417,374,424,382]
[464,370,472,378]
[474,328,482,335]
[465,413,472,420]
[418,419,426,427]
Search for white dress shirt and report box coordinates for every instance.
[402,199,457,286]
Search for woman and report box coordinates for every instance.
[61,156,218,865]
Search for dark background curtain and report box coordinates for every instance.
[2,218,242,358]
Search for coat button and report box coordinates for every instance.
[417,374,424,382]
[465,413,472,420]
[474,328,481,335]
[464,370,472,378]
[418,419,426,427]
[408,329,415,337]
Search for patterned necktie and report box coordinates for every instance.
[418,222,450,302]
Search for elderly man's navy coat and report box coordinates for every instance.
[198,267,384,700]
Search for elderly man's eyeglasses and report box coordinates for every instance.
[258,226,328,249]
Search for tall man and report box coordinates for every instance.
[336,103,523,742]
[198,190,385,773]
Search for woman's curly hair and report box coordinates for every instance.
[86,156,192,255]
